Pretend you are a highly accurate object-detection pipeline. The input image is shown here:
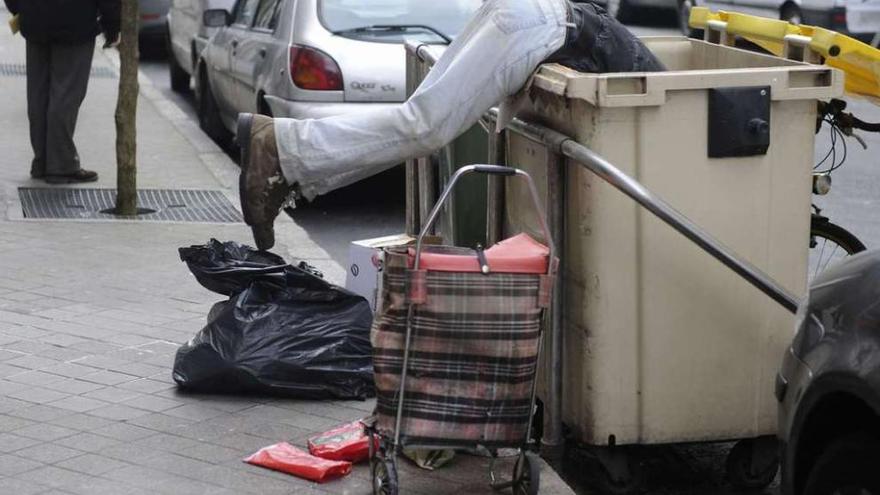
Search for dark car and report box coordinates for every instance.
[777,249,880,495]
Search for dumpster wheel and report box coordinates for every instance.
[725,437,779,490]
[594,446,646,495]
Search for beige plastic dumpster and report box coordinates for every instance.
[502,37,843,449]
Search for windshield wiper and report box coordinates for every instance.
[333,24,452,44]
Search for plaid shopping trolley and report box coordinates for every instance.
[366,165,558,495]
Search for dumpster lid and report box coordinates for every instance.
[531,37,843,108]
[409,233,550,274]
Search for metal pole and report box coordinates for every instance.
[486,130,507,245]
[542,151,566,456]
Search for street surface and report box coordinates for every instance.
[137,10,879,495]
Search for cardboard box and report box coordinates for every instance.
[346,234,415,312]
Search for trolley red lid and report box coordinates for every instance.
[408,233,550,274]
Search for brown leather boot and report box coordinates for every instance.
[237,113,291,251]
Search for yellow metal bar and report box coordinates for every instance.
[689,7,880,101]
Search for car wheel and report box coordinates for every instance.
[679,0,702,38]
[167,34,190,93]
[781,3,803,24]
[197,71,231,147]
[804,435,880,495]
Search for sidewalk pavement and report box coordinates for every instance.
[0,21,575,495]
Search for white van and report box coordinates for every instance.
[166,0,236,92]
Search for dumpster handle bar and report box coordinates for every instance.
[482,108,801,314]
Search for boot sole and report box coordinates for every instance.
[236,113,276,251]
[45,175,99,184]
[237,112,255,225]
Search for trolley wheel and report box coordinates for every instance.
[725,437,780,490]
[372,453,399,495]
[594,447,645,495]
[512,451,541,495]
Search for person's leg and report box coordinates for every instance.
[26,41,51,178]
[274,0,569,199]
[44,40,98,183]
[238,0,569,249]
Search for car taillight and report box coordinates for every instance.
[289,46,343,91]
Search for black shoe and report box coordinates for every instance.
[44,169,99,184]
[30,170,45,180]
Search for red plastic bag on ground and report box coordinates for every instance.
[244,442,352,482]
[308,420,375,463]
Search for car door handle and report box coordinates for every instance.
[231,40,239,48]
[259,48,267,58]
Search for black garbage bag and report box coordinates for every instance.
[173,240,374,400]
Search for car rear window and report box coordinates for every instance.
[319,0,482,41]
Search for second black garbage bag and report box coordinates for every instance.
[173,239,375,400]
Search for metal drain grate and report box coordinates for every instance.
[19,188,243,223]
[0,63,117,79]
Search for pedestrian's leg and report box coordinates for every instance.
[26,41,51,178]
[274,0,570,198]
[45,40,96,180]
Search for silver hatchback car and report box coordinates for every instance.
[196,0,481,144]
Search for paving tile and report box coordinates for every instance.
[117,378,175,394]
[0,379,29,394]
[0,477,46,495]
[0,454,44,475]
[85,404,153,421]
[4,355,60,370]
[207,433,276,453]
[0,432,41,453]
[16,465,100,491]
[69,341,121,355]
[91,422,155,442]
[125,413,195,434]
[41,362,99,379]
[0,414,36,432]
[73,355,130,371]
[139,452,216,479]
[177,442,243,464]
[7,387,71,404]
[54,432,122,453]
[47,413,115,432]
[0,363,29,378]
[7,405,71,422]
[113,362,167,379]
[130,433,202,453]
[36,346,92,362]
[0,349,27,361]
[98,440,165,464]
[15,443,84,464]
[122,395,184,413]
[46,396,109,413]
[7,371,66,387]
[0,395,33,413]
[55,453,131,476]
[42,379,106,395]
[14,424,79,443]
[81,387,143,404]
[163,403,229,422]
[79,370,137,386]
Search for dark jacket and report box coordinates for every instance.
[4,0,121,44]
[548,1,666,73]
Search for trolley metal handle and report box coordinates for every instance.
[413,165,556,275]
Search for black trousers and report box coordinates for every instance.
[26,39,95,176]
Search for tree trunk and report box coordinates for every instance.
[115,0,139,216]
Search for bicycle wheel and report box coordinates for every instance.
[809,219,866,279]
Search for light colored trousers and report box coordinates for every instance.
[274,0,569,199]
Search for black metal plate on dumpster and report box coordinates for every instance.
[708,86,771,158]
